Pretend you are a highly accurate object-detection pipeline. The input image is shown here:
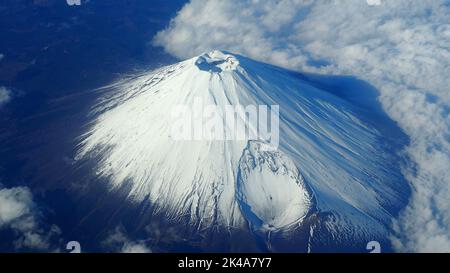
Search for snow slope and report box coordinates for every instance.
[76,50,408,246]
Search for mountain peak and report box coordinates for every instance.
[195,50,240,72]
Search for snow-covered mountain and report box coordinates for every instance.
[76,50,409,251]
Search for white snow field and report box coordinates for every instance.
[76,50,408,246]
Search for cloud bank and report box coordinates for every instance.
[154,0,450,252]
[0,186,60,251]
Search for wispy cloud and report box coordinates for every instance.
[154,0,450,252]
[0,86,11,107]
[102,226,152,253]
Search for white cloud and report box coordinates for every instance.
[0,186,61,251]
[154,0,450,252]
[0,187,33,226]
[366,0,381,6]
[121,242,152,254]
[103,226,152,253]
[0,53,4,62]
[0,86,11,107]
